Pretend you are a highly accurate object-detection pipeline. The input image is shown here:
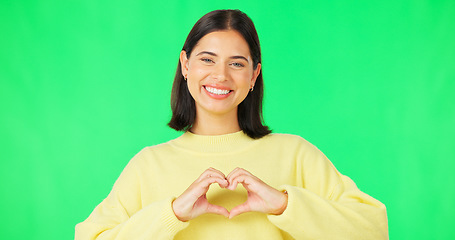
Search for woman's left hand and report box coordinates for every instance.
[226,168,288,218]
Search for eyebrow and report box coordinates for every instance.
[195,51,249,62]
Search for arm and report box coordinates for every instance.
[268,142,389,239]
[75,150,189,240]
[268,179,388,239]
[224,138,388,239]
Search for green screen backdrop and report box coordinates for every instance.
[1,0,454,239]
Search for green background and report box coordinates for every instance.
[1,0,454,239]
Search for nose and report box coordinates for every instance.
[211,63,227,82]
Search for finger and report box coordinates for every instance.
[228,173,255,191]
[206,203,230,218]
[231,176,288,215]
[207,167,227,179]
[205,172,229,188]
[199,175,229,189]
[226,167,240,180]
[204,168,229,188]
[200,168,226,181]
[226,168,250,190]
[229,201,251,219]
[186,176,228,199]
[226,167,249,180]
[218,179,229,188]
[227,168,255,182]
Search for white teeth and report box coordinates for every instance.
[205,86,230,95]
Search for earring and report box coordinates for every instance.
[184,76,187,81]
[250,86,254,92]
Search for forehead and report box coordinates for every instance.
[193,30,251,57]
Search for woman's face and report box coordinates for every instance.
[180,30,261,118]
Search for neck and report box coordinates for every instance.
[191,109,241,136]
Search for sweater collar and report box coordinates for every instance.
[170,131,255,153]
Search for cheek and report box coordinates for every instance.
[234,71,254,87]
[187,80,200,98]
[185,75,201,99]
[188,66,209,81]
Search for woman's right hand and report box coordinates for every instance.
[172,168,230,222]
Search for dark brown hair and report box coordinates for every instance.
[168,9,271,139]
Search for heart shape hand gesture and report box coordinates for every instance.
[172,167,288,222]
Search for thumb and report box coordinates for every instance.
[206,203,230,218]
[229,202,251,219]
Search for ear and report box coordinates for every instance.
[250,63,261,88]
[179,50,189,78]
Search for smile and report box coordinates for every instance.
[204,86,232,95]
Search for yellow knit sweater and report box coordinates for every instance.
[75,131,388,239]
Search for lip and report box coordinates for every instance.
[203,84,232,91]
[203,85,233,99]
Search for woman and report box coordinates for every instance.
[75,9,388,239]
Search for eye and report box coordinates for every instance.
[231,62,245,68]
[201,58,214,64]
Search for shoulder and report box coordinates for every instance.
[260,133,315,148]
[259,133,327,159]
[125,140,177,166]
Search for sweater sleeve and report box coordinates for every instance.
[75,150,189,240]
[267,140,389,239]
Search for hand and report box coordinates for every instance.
[172,168,230,222]
[226,168,288,219]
